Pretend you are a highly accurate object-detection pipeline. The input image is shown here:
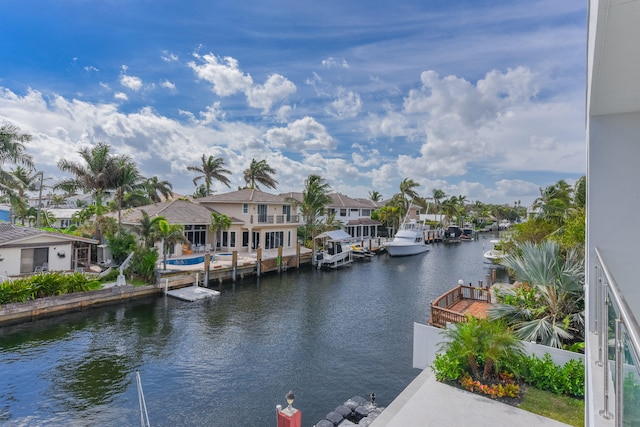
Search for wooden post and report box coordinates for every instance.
[204,251,210,286]
[256,247,262,277]
[296,243,300,269]
[232,251,238,282]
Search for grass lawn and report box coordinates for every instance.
[519,386,584,427]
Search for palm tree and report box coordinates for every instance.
[368,190,382,202]
[439,316,484,379]
[488,241,584,348]
[6,166,39,224]
[0,124,34,209]
[287,175,332,245]
[398,178,420,212]
[243,158,278,190]
[56,143,121,218]
[144,176,173,203]
[210,211,231,253]
[136,210,166,248]
[187,154,231,196]
[481,320,523,380]
[112,158,143,225]
[432,189,446,225]
[192,185,208,199]
[156,219,187,270]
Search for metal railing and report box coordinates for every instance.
[429,285,492,328]
[594,248,640,426]
[251,214,301,225]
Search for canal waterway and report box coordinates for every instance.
[0,234,505,427]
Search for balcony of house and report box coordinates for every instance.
[588,248,640,427]
[248,214,302,225]
[429,282,492,328]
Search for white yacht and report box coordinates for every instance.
[384,219,430,257]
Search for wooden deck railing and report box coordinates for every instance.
[429,285,491,328]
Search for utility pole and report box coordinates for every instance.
[35,171,44,228]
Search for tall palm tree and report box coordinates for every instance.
[6,166,39,224]
[144,176,173,203]
[287,175,332,245]
[56,142,124,240]
[187,154,231,196]
[210,211,231,253]
[112,158,143,225]
[56,142,122,218]
[243,158,278,190]
[0,124,34,206]
[398,178,420,212]
[432,189,446,225]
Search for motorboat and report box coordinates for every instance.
[483,239,506,262]
[384,219,430,257]
[314,230,354,269]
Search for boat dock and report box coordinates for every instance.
[165,284,220,302]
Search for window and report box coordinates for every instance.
[265,231,284,249]
[257,204,268,223]
[242,231,249,247]
[362,209,371,217]
[340,209,347,217]
[282,205,291,221]
[328,208,336,215]
[184,224,206,246]
[230,232,236,247]
[243,203,248,214]
[222,231,228,247]
[60,219,71,229]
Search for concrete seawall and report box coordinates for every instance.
[0,284,163,326]
[0,250,314,326]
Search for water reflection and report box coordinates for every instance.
[0,236,505,426]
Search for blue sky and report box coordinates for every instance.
[0,0,586,206]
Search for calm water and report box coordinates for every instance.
[0,235,503,427]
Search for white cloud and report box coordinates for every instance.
[327,88,362,119]
[246,74,296,113]
[322,57,349,69]
[120,74,143,91]
[161,80,176,90]
[84,66,99,72]
[188,52,253,97]
[114,92,128,101]
[161,51,178,62]
[263,117,336,151]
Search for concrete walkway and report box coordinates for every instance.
[370,368,572,427]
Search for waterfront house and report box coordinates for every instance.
[0,223,98,276]
[197,189,302,254]
[325,193,382,239]
[115,199,221,254]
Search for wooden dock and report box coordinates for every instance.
[429,284,492,328]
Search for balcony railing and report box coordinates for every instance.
[594,247,640,426]
[249,214,301,225]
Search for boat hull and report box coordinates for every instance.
[385,243,430,257]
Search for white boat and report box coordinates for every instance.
[384,219,430,257]
[483,239,506,262]
[314,230,354,269]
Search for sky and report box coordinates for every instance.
[0,0,587,207]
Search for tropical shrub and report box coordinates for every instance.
[128,246,158,284]
[432,352,463,382]
[437,317,524,381]
[0,272,101,305]
[488,241,585,349]
[519,353,585,397]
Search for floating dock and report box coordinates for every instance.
[165,285,220,302]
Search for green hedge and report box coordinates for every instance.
[0,272,102,305]
[520,353,585,397]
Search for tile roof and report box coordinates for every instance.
[0,223,98,246]
[117,199,215,225]
[198,188,287,204]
